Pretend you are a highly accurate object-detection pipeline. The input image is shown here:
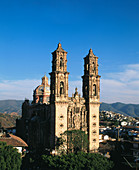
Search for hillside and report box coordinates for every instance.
[0,100,23,115]
[100,102,139,117]
[0,100,139,117]
[0,112,20,128]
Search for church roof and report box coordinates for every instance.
[42,75,48,80]
[89,48,93,55]
[0,133,28,147]
[34,75,50,95]
[52,43,67,53]
[84,48,98,59]
[34,84,50,95]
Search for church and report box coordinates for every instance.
[16,43,101,153]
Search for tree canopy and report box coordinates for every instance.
[56,130,88,154]
[0,142,22,170]
[42,152,114,170]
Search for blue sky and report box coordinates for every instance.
[0,0,139,103]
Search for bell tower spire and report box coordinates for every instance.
[82,49,100,101]
[82,48,101,152]
[50,43,69,102]
[49,43,69,149]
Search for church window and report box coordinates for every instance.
[60,115,64,119]
[92,62,95,71]
[92,115,96,119]
[60,124,64,127]
[93,84,97,96]
[86,64,88,71]
[39,96,43,103]
[52,84,55,94]
[60,57,64,68]
[92,130,96,134]
[60,81,64,95]
[85,85,87,96]
[93,139,96,142]
[92,123,96,127]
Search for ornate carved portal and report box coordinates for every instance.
[68,106,87,131]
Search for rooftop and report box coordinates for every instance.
[0,133,28,147]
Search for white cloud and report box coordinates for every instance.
[0,64,139,104]
[126,64,139,70]
[107,64,139,82]
[0,79,40,100]
[0,79,82,100]
[69,80,82,96]
[101,64,139,104]
[100,79,139,104]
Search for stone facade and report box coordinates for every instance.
[16,43,101,152]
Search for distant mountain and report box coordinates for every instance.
[0,100,139,117]
[100,102,139,117]
[0,112,20,128]
[0,100,23,115]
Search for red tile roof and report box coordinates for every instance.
[0,133,28,147]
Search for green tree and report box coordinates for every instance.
[0,142,22,170]
[56,130,88,154]
[41,152,114,170]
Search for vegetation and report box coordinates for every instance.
[0,142,22,170]
[56,130,88,154]
[41,152,114,170]
[0,112,20,128]
[100,102,139,117]
[0,100,23,115]
[22,130,113,170]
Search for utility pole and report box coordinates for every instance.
[117,128,120,141]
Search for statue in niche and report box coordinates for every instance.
[73,114,80,129]
[60,81,64,95]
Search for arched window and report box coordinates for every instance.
[60,124,64,127]
[93,139,96,142]
[86,64,88,71]
[92,130,96,134]
[92,115,96,119]
[60,115,64,119]
[85,85,87,96]
[52,84,55,94]
[60,81,64,95]
[39,96,43,104]
[60,57,63,68]
[92,62,95,72]
[93,84,96,96]
[92,122,96,127]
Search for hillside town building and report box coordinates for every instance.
[16,43,101,152]
[0,129,28,153]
